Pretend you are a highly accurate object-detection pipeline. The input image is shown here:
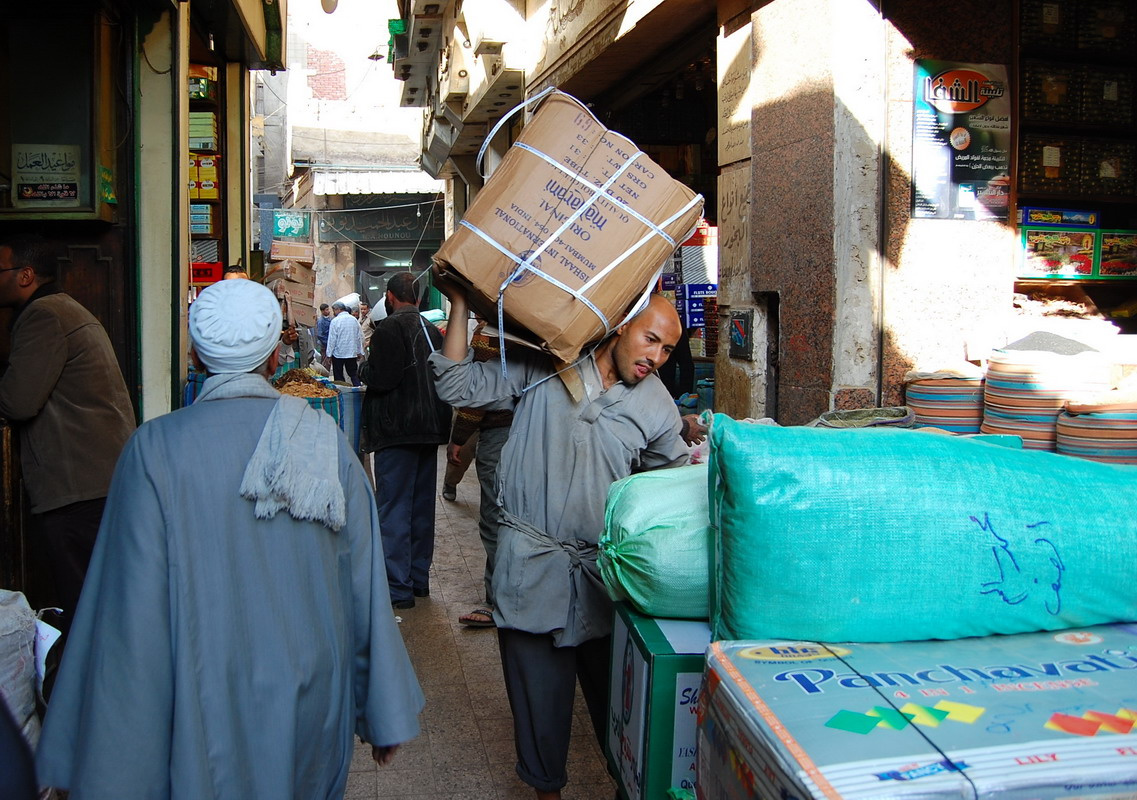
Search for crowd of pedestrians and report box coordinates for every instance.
[1,243,706,799]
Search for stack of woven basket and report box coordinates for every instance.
[905,367,986,434]
[980,334,1115,451]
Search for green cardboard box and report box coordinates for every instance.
[607,602,711,800]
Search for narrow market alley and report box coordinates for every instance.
[343,453,616,800]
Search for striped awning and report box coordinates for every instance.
[312,171,444,196]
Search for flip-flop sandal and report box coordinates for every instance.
[459,608,495,628]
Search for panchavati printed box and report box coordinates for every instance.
[697,625,1137,800]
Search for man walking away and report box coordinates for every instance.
[326,300,364,386]
[0,234,135,639]
[362,272,450,609]
[35,278,423,798]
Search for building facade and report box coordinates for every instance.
[396,0,1136,424]
[1,0,285,595]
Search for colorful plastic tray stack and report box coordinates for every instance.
[904,377,984,433]
[981,350,1114,450]
[1056,396,1137,464]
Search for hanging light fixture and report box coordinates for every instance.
[321,0,338,13]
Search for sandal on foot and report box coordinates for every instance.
[459,608,495,628]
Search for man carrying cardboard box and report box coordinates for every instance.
[430,288,699,799]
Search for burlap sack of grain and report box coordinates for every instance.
[599,464,711,620]
[434,90,703,363]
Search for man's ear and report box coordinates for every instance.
[189,346,206,372]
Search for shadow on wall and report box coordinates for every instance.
[729,0,1019,425]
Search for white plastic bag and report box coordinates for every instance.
[0,590,41,749]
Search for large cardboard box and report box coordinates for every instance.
[264,259,316,286]
[607,602,710,800]
[697,625,1137,800]
[270,240,316,265]
[434,91,703,363]
[268,278,315,307]
[288,301,317,328]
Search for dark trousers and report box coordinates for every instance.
[374,445,438,604]
[34,497,107,638]
[331,356,360,386]
[475,425,509,606]
[498,628,611,792]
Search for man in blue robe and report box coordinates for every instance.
[35,278,424,799]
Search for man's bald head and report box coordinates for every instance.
[627,294,682,341]
[606,294,683,386]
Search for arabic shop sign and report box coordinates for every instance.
[911,61,1011,221]
[318,206,443,243]
[273,209,311,238]
[13,144,81,208]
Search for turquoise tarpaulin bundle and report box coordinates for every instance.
[599,463,712,620]
[709,413,1137,643]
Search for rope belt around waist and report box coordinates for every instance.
[501,510,598,569]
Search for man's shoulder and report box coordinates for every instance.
[20,291,86,319]
[13,293,95,336]
[626,374,679,413]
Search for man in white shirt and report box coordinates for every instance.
[325,301,364,386]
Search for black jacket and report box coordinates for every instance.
[361,307,450,450]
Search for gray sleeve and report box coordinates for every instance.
[429,349,538,412]
[639,393,691,471]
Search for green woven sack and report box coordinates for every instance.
[600,464,711,619]
[709,414,1137,642]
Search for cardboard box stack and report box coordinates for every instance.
[190,202,214,236]
[189,110,218,152]
[196,154,220,201]
[266,259,317,328]
[433,90,703,364]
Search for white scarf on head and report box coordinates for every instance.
[198,373,346,531]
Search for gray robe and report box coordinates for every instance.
[430,348,688,645]
[35,391,423,799]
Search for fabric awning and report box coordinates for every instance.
[312,171,444,196]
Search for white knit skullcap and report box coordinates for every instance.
[189,279,282,373]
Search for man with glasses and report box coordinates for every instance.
[0,234,135,640]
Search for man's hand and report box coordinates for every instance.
[446,442,463,465]
[679,414,707,446]
[371,744,399,766]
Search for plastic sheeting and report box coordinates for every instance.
[0,591,40,749]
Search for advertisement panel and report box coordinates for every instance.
[912,61,1011,221]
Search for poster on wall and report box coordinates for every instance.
[12,144,82,208]
[911,61,1011,221]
